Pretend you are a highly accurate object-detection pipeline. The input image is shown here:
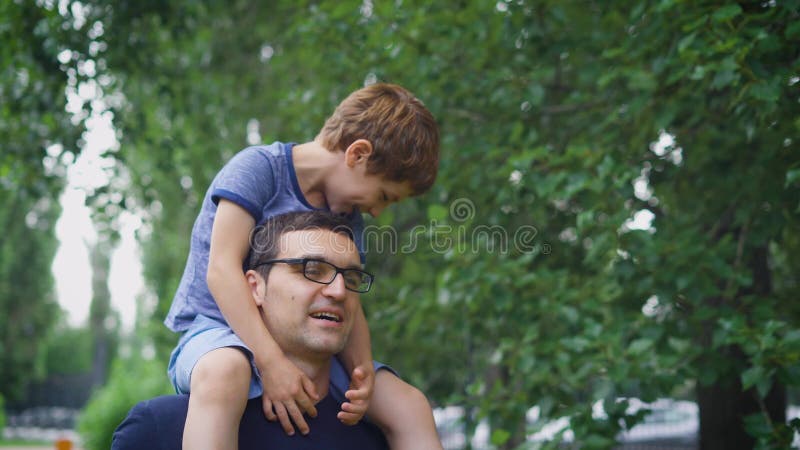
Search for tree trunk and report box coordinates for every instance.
[697,245,786,449]
[89,240,113,388]
[697,360,786,450]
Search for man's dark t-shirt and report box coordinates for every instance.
[111,394,388,450]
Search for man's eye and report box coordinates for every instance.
[344,273,361,287]
[305,261,326,274]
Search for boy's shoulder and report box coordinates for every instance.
[229,142,290,166]
[215,142,293,185]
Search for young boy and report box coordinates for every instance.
[165,83,443,449]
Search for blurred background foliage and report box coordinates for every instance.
[3,0,799,449]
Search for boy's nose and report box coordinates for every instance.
[370,205,385,217]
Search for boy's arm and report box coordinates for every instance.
[208,200,319,435]
[337,306,375,424]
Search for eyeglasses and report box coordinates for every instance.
[251,258,374,293]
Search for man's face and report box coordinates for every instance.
[251,229,362,358]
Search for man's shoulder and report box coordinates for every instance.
[112,396,186,450]
[113,394,387,450]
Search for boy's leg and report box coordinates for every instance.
[368,370,443,450]
[183,347,251,450]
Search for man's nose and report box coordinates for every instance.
[322,273,348,299]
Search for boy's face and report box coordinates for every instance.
[327,172,413,218]
[325,140,414,217]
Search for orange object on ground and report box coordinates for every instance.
[54,439,73,450]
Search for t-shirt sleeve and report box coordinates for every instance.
[210,147,277,222]
[111,400,161,450]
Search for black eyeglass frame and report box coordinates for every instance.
[250,258,374,293]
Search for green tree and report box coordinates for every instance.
[0,190,60,403]
[0,0,94,404]
[88,238,119,388]
[81,1,800,448]
[42,318,94,376]
[78,356,172,450]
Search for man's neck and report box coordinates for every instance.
[292,140,341,209]
[286,354,332,401]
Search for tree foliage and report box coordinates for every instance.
[0,187,60,404]
[77,356,172,450]
[42,318,94,377]
[1,0,98,406]
[69,1,800,448]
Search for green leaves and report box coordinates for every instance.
[741,366,773,398]
[749,81,781,103]
[490,428,511,446]
[712,4,742,23]
[61,1,800,448]
[786,169,800,188]
[785,20,800,40]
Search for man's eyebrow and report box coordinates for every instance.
[299,254,361,270]
[298,253,325,260]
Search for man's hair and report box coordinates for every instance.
[316,83,440,195]
[248,211,356,278]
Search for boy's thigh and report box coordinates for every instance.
[191,347,252,391]
[168,316,263,399]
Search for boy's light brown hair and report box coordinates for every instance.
[317,83,439,195]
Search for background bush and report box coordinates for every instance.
[78,357,171,450]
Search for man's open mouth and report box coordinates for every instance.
[310,312,342,323]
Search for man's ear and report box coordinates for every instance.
[245,270,266,306]
[344,139,373,168]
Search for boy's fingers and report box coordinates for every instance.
[286,402,310,435]
[350,368,369,389]
[273,403,296,436]
[340,401,367,414]
[337,411,360,425]
[345,388,369,400]
[302,375,320,401]
[296,394,318,418]
[262,397,276,421]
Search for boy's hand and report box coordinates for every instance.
[260,356,320,436]
[338,365,375,425]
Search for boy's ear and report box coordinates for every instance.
[245,270,266,305]
[344,139,373,168]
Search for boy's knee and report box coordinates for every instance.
[190,347,251,396]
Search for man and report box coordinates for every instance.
[112,211,407,449]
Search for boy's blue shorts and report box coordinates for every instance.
[167,314,395,402]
